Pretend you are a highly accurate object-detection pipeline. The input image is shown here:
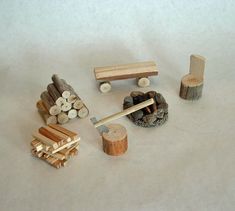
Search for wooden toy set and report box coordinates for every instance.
[31,54,206,168]
[31,124,80,168]
[37,74,89,125]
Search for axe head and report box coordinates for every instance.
[90,117,109,135]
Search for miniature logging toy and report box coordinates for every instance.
[179,54,206,100]
[123,91,168,127]
[30,124,80,169]
[37,75,89,124]
[94,61,158,93]
[90,98,155,156]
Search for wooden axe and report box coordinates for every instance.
[90,98,154,134]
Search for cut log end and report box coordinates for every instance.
[62,90,71,99]
[68,109,78,119]
[58,112,69,124]
[78,107,89,118]
[73,100,84,110]
[61,102,72,112]
[46,115,57,125]
[102,124,128,156]
[49,105,61,116]
[55,97,66,106]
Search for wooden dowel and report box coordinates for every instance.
[39,127,64,146]
[94,98,154,128]
[51,138,80,154]
[57,112,69,124]
[36,100,57,124]
[47,83,65,106]
[45,126,71,143]
[48,124,78,141]
[61,102,72,112]
[68,109,78,119]
[31,139,43,152]
[52,75,71,99]
[73,100,84,109]
[32,132,59,149]
[40,91,61,115]
[77,106,89,118]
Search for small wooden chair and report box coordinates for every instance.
[179,55,206,100]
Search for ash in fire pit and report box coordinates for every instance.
[123,91,168,128]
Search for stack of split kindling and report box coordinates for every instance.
[37,74,89,124]
[31,124,80,168]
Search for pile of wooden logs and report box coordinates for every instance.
[31,124,80,169]
[37,75,89,124]
[123,91,168,127]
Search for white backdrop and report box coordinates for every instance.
[0,1,235,211]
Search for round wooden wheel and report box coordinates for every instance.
[179,74,203,100]
[99,82,112,93]
[102,124,128,156]
[137,77,150,87]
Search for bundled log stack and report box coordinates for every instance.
[31,124,80,168]
[123,91,168,127]
[37,75,89,124]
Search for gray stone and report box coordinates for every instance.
[132,110,144,121]
[155,93,166,104]
[143,114,157,125]
[130,91,144,98]
[123,101,134,109]
[156,108,165,118]
[124,96,133,104]
[158,103,168,112]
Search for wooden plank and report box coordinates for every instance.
[36,100,57,125]
[59,143,79,156]
[45,126,71,143]
[48,124,78,141]
[41,149,65,160]
[39,127,64,146]
[94,61,158,81]
[31,139,43,152]
[32,132,58,149]
[51,138,80,154]
[189,55,206,80]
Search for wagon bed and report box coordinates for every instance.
[94,61,158,81]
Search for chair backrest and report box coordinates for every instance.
[189,54,206,80]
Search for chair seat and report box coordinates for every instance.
[181,74,203,87]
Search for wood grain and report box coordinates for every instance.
[48,124,78,140]
[94,61,158,81]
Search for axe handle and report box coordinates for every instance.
[94,98,154,128]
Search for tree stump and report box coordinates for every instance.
[102,124,128,156]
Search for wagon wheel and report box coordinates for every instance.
[137,77,150,87]
[99,81,112,93]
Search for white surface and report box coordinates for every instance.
[0,1,235,211]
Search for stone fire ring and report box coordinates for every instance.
[123,91,168,128]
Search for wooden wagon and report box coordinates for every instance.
[94,61,158,93]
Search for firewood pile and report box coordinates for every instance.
[123,91,168,127]
[31,124,80,169]
[37,74,89,125]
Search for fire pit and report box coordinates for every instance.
[123,91,168,128]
